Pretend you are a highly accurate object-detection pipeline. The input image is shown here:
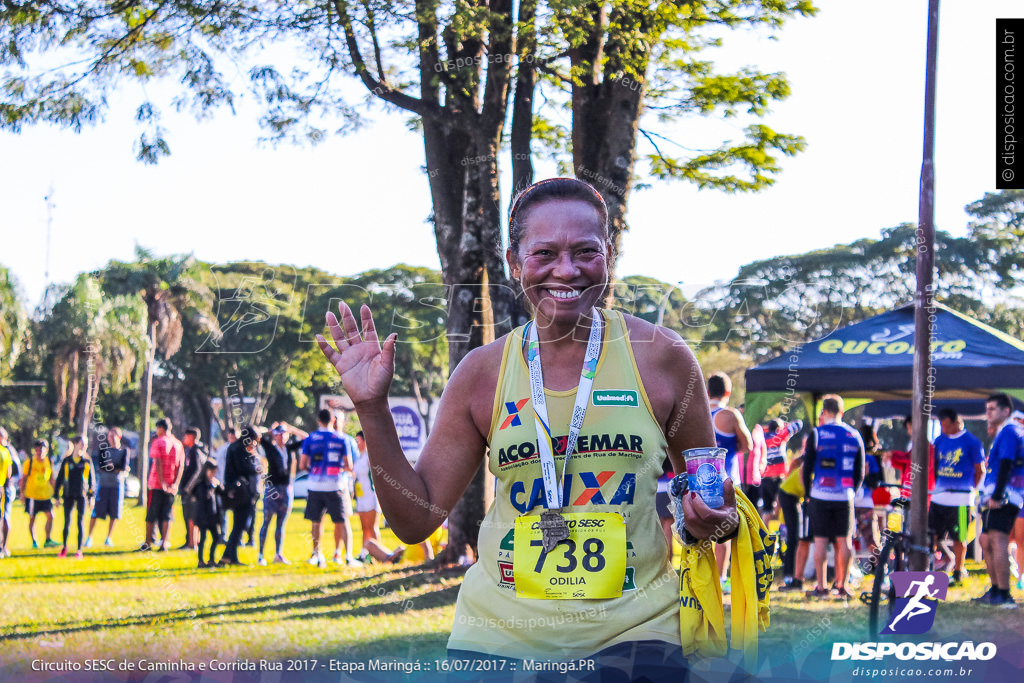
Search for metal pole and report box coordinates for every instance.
[910,0,940,571]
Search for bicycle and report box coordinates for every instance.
[859,493,938,635]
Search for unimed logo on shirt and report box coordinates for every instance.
[592,390,638,407]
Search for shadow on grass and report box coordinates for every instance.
[300,632,452,661]
[0,564,460,642]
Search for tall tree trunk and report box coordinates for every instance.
[138,322,156,507]
[510,0,537,194]
[571,5,652,276]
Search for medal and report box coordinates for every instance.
[539,508,570,552]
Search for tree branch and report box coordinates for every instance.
[330,0,439,118]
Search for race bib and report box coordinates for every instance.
[513,512,626,599]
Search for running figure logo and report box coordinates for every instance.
[882,571,949,635]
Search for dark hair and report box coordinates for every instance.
[766,420,780,433]
[33,439,48,449]
[155,418,171,432]
[821,394,843,415]
[203,460,218,471]
[356,430,364,439]
[904,414,913,427]
[706,372,731,399]
[936,407,959,422]
[224,426,239,438]
[71,435,85,447]
[185,427,201,439]
[239,425,259,448]
[987,393,1013,412]
[859,425,879,451]
[317,408,332,425]
[507,178,608,256]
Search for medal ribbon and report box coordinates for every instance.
[526,309,603,509]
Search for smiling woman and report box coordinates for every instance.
[315,177,738,679]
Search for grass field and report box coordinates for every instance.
[2,499,1022,679]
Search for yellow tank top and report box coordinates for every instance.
[0,446,10,487]
[448,309,680,658]
[24,457,54,500]
[779,463,804,498]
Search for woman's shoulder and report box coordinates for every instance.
[451,331,514,379]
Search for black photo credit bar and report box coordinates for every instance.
[997,18,1024,189]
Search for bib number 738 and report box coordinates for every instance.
[513,512,625,599]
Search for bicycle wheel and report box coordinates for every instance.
[868,536,903,636]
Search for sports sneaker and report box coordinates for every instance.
[830,586,852,600]
[997,594,1018,609]
[44,539,60,548]
[779,580,804,593]
[972,587,997,604]
[347,558,363,568]
[138,543,152,552]
[57,547,68,558]
[83,538,93,549]
[308,552,323,567]
[74,551,83,560]
[806,586,830,599]
[386,546,406,564]
[949,570,965,586]
[31,539,38,549]
[318,554,327,569]
[104,537,114,547]
[273,554,290,565]
[257,555,268,567]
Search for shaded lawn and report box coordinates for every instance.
[2,499,1022,676]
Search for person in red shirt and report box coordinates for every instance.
[141,419,184,551]
[889,415,935,501]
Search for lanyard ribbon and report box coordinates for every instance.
[526,309,603,509]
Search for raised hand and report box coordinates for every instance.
[315,302,398,406]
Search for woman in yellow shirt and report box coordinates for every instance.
[316,178,740,676]
[21,440,57,549]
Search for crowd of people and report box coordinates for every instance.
[0,410,418,569]
[0,175,1020,680]
[708,379,1024,608]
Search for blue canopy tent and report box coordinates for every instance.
[743,303,1024,427]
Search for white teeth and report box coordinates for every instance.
[549,289,580,299]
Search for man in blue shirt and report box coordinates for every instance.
[928,408,984,585]
[300,409,359,568]
[976,393,1024,608]
[802,394,865,600]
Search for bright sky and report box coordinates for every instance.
[1,1,1017,310]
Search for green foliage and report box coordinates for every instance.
[685,194,1024,360]
[2,1,814,189]
[0,267,29,383]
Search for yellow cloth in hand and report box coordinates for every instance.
[678,490,776,667]
[678,538,726,659]
[729,490,776,668]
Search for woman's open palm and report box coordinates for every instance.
[315,303,397,405]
